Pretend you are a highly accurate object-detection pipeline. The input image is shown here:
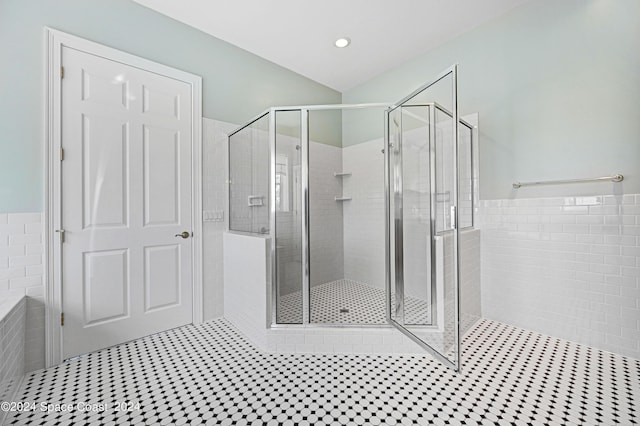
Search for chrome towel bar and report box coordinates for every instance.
[513,174,623,189]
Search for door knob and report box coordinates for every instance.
[175,231,190,239]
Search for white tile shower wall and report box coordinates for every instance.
[458,122,475,229]
[165,116,316,322]
[416,229,481,354]
[400,124,432,303]
[227,125,253,233]
[0,296,25,420]
[274,134,303,299]
[251,130,270,233]
[478,194,640,359]
[222,232,270,349]
[275,211,302,298]
[227,123,270,234]
[223,231,427,355]
[273,139,344,293]
[342,138,386,289]
[0,213,44,372]
[432,120,474,231]
[309,142,344,286]
[202,118,239,319]
[459,229,482,333]
[341,132,476,294]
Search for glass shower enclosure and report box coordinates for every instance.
[227,65,475,371]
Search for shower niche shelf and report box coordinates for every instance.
[335,172,352,201]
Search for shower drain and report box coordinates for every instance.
[339,308,349,313]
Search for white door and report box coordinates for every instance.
[60,46,193,359]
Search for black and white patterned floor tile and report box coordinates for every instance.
[278,279,431,325]
[5,318,639,425]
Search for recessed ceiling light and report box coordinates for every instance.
[334,37,351,48]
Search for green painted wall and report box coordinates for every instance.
[0,0,341,213]
[3,0,638,208]
[343,0,640,199]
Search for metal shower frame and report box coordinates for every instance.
[226,64,469,371]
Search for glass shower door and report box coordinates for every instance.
[274,110,304,324]
[385,65,461,370]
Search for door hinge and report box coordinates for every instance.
[60,66,64,79]
[61,312,64,326]
[60,147,64,161]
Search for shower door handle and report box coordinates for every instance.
[450,206,457,229]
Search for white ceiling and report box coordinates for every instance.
[132,0,530,92]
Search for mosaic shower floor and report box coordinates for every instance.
[277,279,431,325]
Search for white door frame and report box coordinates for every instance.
[44,28,203,367]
